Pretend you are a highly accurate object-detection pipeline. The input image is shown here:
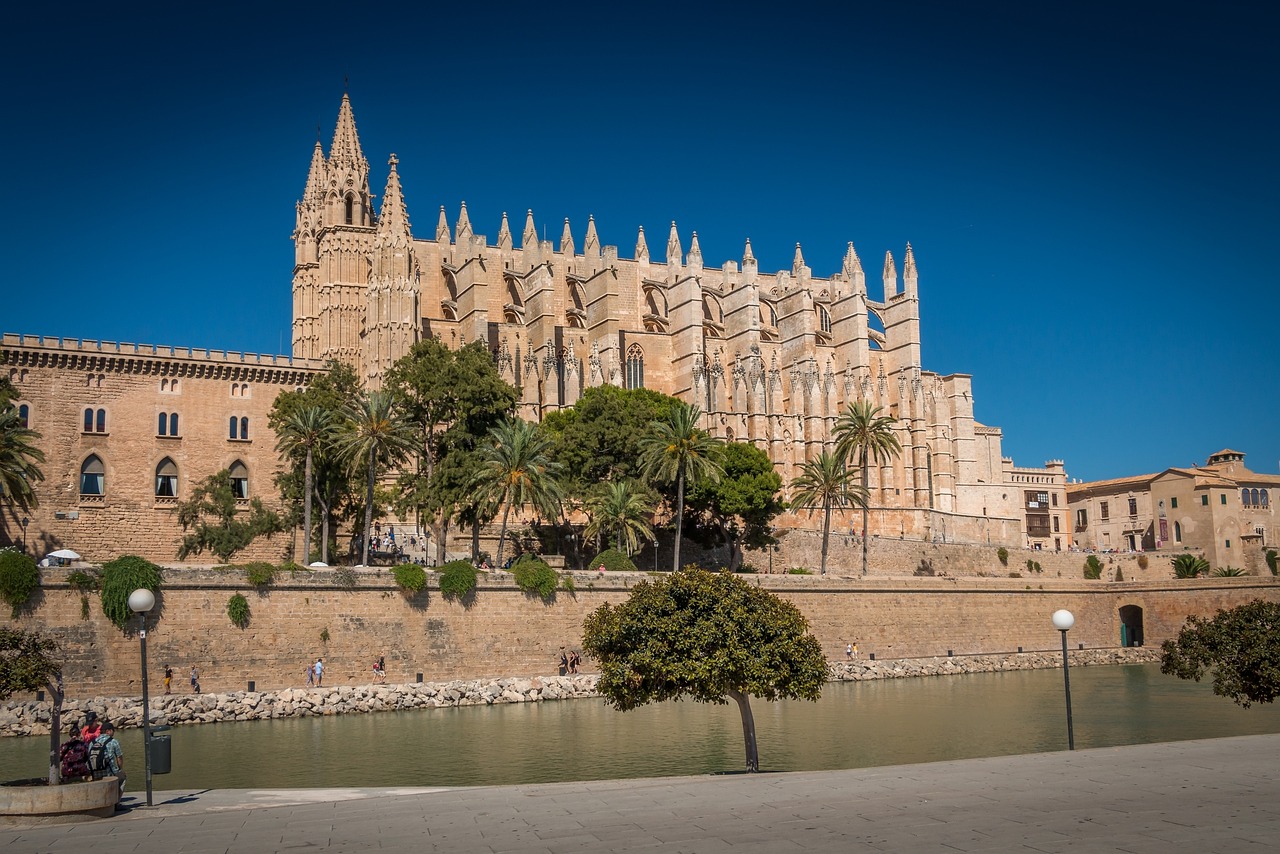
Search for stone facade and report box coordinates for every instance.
[1068,448,1278,571]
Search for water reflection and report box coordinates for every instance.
[2,664,1276,789]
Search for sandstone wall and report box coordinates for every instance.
[4,567,1276,701]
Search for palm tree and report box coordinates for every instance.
[471,418,564,568]
[0,406,45,516]
[335,390,417,566]
[638,403,723,572]
[1172,553,1210,578]
[274,406,335,567]
[584,480,655,556]
[789,451,868,576]
[834,400,903,576]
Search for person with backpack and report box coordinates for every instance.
[89,720,126,798]
[80,710,101,743]
[59,721,91,781]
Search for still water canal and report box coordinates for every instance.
[4,663,1279,789]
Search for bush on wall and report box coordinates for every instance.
[392,563,427,594]
[100,555,162,629]
[511,555,558,602]
[1083,555,1103,580]
[439,560,478,600]
[227,593,250,628]
[589,548,637,573]
[0,548,39,618]
[996,547,1009,566]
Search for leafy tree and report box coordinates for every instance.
[685,442,785,573]
[589,547,637,572]
[1267,549,1278,576]
[386,340,517,565]
[1161,599,1280,707]
[269,361,363,564]
[583,479,655,556]
[1083,554,1103,579]
[471,418,564,568]
[788,451,866,576]
[834,400,902,576]
[335,389,417,566]
[274,406,336,568]
[1172,553,1210,579]
[543,386,684,492]
[0,404,45,517]
[177,470,284,563]
[638,403,724,572]
[581,567,827,772]
[0,627,65,784]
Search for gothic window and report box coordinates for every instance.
[625,344,645,390]
[344,195,354,225]
[240,417,249,440]
[1175,521,1182,542]
[229,416,239,440]
[17,404,29,428]
[80,455,105,496]
[1243,488,1252,507]
[1251,488,1261,506]
[229,460,249,500]
[1262,490,1270,508]
[83,408,107,433]
[158,412,179,437]
[155,458,178,498]
[817,305,832,335]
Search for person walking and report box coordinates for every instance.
[306,660,315,687]
[190,666,201,693]
[163,664,173,695]
[314,657,324,687]
[92,720,126,800]
[846,643,853,660]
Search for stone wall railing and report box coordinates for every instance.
[0,648,1161,738]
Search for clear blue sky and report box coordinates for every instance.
[3,1,1276,482]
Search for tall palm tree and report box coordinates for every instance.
[638,403,723,572]
[584,479,655,556]
[335,390,417,566]
[0,406,45,516]
[834,400,903,576]
[789,451,868,576]
[471,418,564,568]
[274,406,336,567]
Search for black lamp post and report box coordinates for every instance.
[129,588,156,806]
[20,517,28,551]
[1052,609,1075,750]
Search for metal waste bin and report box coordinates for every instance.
[150,725,172,774]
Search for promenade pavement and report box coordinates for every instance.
[6,734,1279,853]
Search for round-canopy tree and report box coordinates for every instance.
[581,567,827,772]
[1161,599,1280,708]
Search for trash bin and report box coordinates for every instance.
[150,725,172,775]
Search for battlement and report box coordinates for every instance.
[2,332,326,371]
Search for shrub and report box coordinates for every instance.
[996,547,1009,566]
[320,627,330,643]
[227,593,250,628]
[1172,553,1209,579]
[392,563,427,594]
[332,566,358,590]
[439,560,478,600]
[1115,566,1125,582]
[512,556,558,601]
[561,574,576,593]
[1212,566,1248,577]
[589,548,637,573]
[738,563,759,574]
[787,567,814,575]
[66,569,99,591]
[1083,555,1103,580]
[243,562,276,588]
[0,549,39,618]
[1266,549,1278,576]
[100,555,162,629]
[1008,571,1022,578]
[1026,559,1042,574]
[1137,554,1149,570]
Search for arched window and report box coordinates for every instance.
[17,404,28,427]
[240,417,249,440]
[229,416,239,440]
[625,344,644,390]
[158,412,168,436]
[80,455,105,496]
[1243,488,1252,507]
[95,408,106,433]
[817,305,832,334]
[344,195,354,225]
[1251,488,1261,507]
[170,413,179,436]
[1174,521,1182,543]
[1262,489,1270,508]
[229,461,249,500]
[83,408,93,432]
[155,458,178,498]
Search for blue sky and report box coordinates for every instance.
[3,1,1276,482]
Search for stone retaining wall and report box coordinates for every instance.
[0,648,1160,738]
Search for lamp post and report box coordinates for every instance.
[20,517,28,551]
[128,588,156,806]
[652,538,658,573]
[1051,609,1075,750]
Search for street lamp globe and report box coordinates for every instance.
[128,588,156,615]
[1051,609,1075,631]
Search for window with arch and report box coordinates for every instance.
[83,408,107,433]
[344,195,354,225]
[229,460,249,500]
[817,305,832,335]
[155,458,178,498]
[229,416,239,439]
[17,403,29,428]
[1262,489,1270,508]
[158,412,179,437]
[230,416,250,440]
[625,344,645,390]
[1174,521,1182,543]
[80,455,105,496]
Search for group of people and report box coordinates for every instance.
[305,657,325,687]
[58,711,125,802]
[161,664,201,694]
[372,656,386,683]
[558,648,582,674]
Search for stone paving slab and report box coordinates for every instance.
[5,735,1280,852]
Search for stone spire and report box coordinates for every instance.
[329,93,366,172]
[523,210,538,249]
[666,222,683,265]
[435,206,450,243]
[792,243,805,275]
[583,215,600,257]
[455,202,473,244]
[636,226,649,262]
[375,154,410,237]
[303,141,326,205]
[688,231,703,266]
[742,239,757,279]
[842,242,862,278]
[903,242,918,295]
[498,212,512,251]
[883,250,898,298]
[560,218,575,256]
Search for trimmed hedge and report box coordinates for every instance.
[511,556,558,601]
[588,548,637,573]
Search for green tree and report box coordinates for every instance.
[0,548,40,617]
[177,471,284,563]
[638,403,724,572]
[834,401,903,576]
[471,418,564,567]
[789,451,867,577]
[1172,553,1210,579]
[686,442,785,573]
[0,404,45,519]
[335,389,417,566]
[1161,599,1280,707]
[583,479,655,556]
[386,340,517,564]
[581,567,827,772]
[0,627,65,784]
[273,406,336,568]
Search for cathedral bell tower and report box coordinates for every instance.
[361,154,419,387]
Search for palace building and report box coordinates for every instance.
[2,93,1069,562]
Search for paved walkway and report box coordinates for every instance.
[7,734,1280,852]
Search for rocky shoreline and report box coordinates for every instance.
[0,648,1161,738]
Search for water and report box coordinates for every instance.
[4,664,1279,789]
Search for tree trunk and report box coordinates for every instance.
[471,519,481,564]
[315,492,331,564]
[46,673,63,785]
[495,498,512,567]
[672,473,685,572]
[362,447,376,566]
[860,447,870,577]
[820,496,832,576]
[727,688,759,772]
[302,449,313,567]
